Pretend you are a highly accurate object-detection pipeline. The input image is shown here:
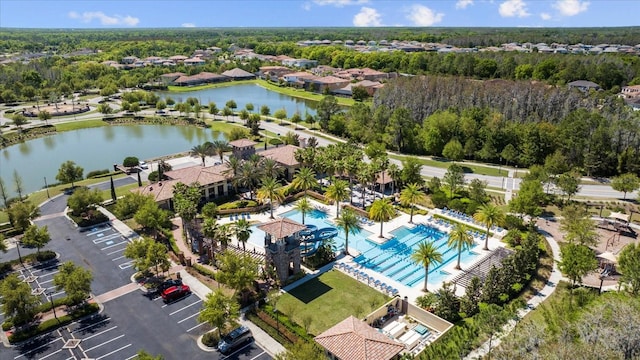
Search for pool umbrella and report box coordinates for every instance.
[597,251,618,263]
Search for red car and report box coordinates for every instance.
[161,284,190,302]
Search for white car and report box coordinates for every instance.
[138,161,149,169]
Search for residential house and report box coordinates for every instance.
[258,66,293,80]
[221,67,256,80]
[282,58,318,68]
[173,72,229,86]
[332,80,384,97]
[159,72,186,85]
[169,55,189,63]
[304,75,350,93]
[229,138,257,160]
[184,58,206,66]
[258,145,300,181]
[121,56,138,65]
[568,80,602,92]
[282,71,317,87]
[152,164,231,205]
[621,85,640,98]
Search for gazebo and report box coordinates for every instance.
[258,218,307,284]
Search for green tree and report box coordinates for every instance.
[225,99,237,113]
[369,198,395,238]
[509,179,544,219]
[611,173,640,200]
[468,178,489,204]
[400,156,423,187]
[56,160,84,188]
[291,167,317,197]
[442,139,464,161]
[37,110,51,124]
[474,204,505,251]
[21,224,50,255]
[7,201,39,232]
[335,208,361,256]
[477,303,511,359]
[294,197,313,225]
[274,341,327,360]
[559,204,598,246]
[234,218,252,251]
[190,143,211,166]
[443,163,465,199]
[257,177,285,219]
[260,105,271,118]
[558,243,598,298]
[173,182,201,241]
[274,108,287,124]
[123,156,140,168]
[325,179,350,217]
[215,250,259,304]
[410,241,443,292]
[53,261,93,306]
[448,223,474,270]
[201,202,219,219]
[67,187,102,216]
[136,350,164,360]
[556,170,581,202]
[500,144,518,166]
[0,274,39,324]
[134,201,169,240]
[12,113,28,130]
[210,140,230,163]
[316,95,340,131]
[618,243,640,295]
[208,102,219,116]
[399,183,426,224]
[198,289,240,338]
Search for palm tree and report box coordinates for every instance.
[369,198,395,238]
[294,197,313,225]
[202,217,219,259]
[234,218,252,251]
[411,241,443,292]
[448,223,474,270]
[238,161,262,199]
[257,177,284,219]
[216,223,233,251]
[210,140,230,163]
[190,143,210,166]
[261,158,283,179]
[325,178,350,217]
[473,204,505,251]
[292,167,317,197]
[399,183,426,224]
[388,163,402,196]
[335,208,361,256]
[223,156,241,192]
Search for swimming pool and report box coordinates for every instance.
[247,209,479,288]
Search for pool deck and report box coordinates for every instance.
[217,198,508,305]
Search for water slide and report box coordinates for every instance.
[300,226,338,257]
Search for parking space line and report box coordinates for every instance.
[31,264,60,273]
[81,326,118,341]
[118,261,134,270]
[101,242,128,251]
[84,334,125,352]
[14,337,62,359]
[73,317,111,333]
[221,342,253,359]
[106,248,125,256]
[177,312,200,324]
[249,351,267,360]
[95,343,132,360]
[86,228,110,236]
[93,234,121,244]
[39,348,64,360]
[124,355,137,360]
[38,270,60,277]
[111,255,126,261]
[169,299,202,315]
[186,322,206,332]
[39,278,54,285]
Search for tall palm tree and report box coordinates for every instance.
[369,198,395,238]
[448,223,474,270]
[202,217,219,259]
[234,218,252,251]
[294,197,313,225]
[411,241,443,292]
[257,177,284,219]
[238,161,262,199]
[325,178,350,217]
[335,208,361,256]
[190,143,210,166]
[388,163,402,196]
[292,167,317,197]
[473,204,505,251]
[261,158,283,179]
[216,223,233,251]
[210,140,230,163]
[344,156,360,204]
[399,183,426,224]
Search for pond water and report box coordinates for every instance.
[0,125,225,198]
[156,83,317,117]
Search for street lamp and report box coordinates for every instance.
[273,303,279,334]
[15,239,23,265]
[48,291,59,322]
[44,176,50,199]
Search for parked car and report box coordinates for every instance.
[154,279,182,294]
[138,161,148,169]
[218,326,252,354]
[161,284,190,302]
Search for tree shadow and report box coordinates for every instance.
[288,277,333,304]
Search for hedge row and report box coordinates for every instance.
[8,303,100,343]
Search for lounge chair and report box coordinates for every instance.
[229,214,233,221]
[246,212,251,219]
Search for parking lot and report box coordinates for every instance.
[2,199,272,360]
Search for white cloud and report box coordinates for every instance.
[406,4,444,26]
[314,0,368,7]
[456,0,474,9]
[553,0,589,16]
[540,12,551,20]
[353,7,383,26]
[302,2,312,11]
[68,11,139,26]
[499,0,530,17]
[181,23,196,28]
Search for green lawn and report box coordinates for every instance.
[389,154,509,177]
[55,119,108,131]
[167,79,258,92]
[275,270,389,336]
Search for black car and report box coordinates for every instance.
[154,279,183,294]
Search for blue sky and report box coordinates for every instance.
[1,0,638,28]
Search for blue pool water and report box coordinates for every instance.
[247,209,479,288]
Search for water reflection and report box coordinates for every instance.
[43,136,55,150]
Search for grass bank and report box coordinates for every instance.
[167,79,258,92]
[390,154,509,177]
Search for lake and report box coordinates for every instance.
[156,83,317,117]
[0,125,225,198]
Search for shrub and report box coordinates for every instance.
[269,138,283,146]
[36,250,56,262]
[86,169,110,178]
[202,331,220,347]
[123,156,140,167]
[503,215,525,230]
[8,303,99,343]
[148,171,159,182]
[2,321,13,331]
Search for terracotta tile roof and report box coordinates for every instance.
[163,164,230,185]
[160,72,185,78]
[259,145,300,167]
[258,218,307,239]
[229,139,257,148]
[222,68,255,78]
[313,75,350,84]
[132,179,179,202]
[375,170,393,185]
[315,316,404,360]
